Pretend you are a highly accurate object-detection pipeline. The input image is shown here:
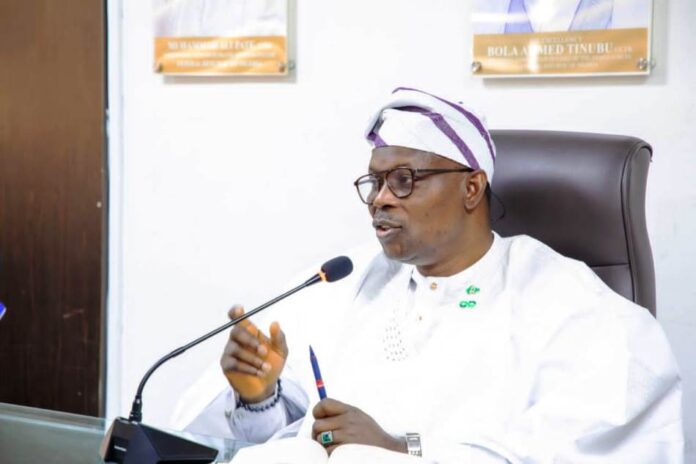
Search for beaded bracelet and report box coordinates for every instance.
[236,379,283,412]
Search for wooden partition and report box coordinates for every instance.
[0,1,106,416]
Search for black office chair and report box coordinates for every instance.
[489,130,656,316]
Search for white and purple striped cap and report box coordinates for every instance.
[365,87,496,182]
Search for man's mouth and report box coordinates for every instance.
[373,219,402,239]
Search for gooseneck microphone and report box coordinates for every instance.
[129,255,353,422]
[101,256,353,464]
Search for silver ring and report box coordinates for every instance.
[319,430,334,445]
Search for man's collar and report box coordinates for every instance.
[408,232,505,301]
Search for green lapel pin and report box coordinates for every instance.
[459,300,477,309]
[466,285,480,295]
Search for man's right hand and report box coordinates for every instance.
[220,305,288,403]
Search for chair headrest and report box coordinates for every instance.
[489,130,655,315]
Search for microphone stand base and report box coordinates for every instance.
[100,417,218,464]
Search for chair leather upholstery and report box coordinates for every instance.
[489,130,656,316]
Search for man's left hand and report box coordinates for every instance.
[312,398,406,455]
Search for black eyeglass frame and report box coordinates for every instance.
[353,166,473,205]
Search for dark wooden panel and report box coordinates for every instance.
[0,1,106,416]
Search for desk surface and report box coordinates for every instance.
[0,402,105,463]
[0,402,247,463]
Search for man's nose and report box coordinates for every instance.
[371,181,398,208]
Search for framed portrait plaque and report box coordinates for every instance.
[153,0,289,76]
[471,0,653,77]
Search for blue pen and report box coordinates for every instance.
[0,302,6,321]
[309,345,327,399]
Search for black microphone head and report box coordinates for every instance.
[320,256,353,282]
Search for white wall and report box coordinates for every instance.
[108,0,696,459]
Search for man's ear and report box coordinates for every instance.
[463,170,488,211]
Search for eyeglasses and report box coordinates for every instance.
[353,166,472,205]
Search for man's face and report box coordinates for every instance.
[367,146,472,269]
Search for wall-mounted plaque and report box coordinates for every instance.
[472,0,653,77]
[153,0,288,76]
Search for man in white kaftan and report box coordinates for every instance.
[173,88,683,463]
